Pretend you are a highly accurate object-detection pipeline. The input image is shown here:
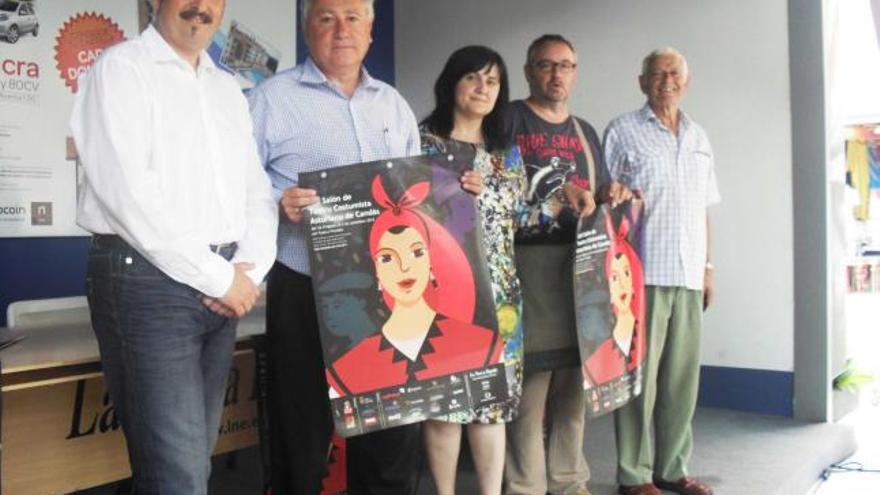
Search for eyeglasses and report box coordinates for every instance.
[531,60,577,73]
[647,70,685,80]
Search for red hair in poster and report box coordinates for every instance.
[583,214,646,387]
[327,177,501,396]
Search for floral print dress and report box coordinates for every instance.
[421,131,526,423]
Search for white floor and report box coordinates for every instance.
[810,291,880,494]
[809,390,880,495]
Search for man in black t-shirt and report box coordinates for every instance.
[504,34,630,495]
[510,100,609,244]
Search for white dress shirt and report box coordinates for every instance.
[604,105,721,291]
[71,25,278,298]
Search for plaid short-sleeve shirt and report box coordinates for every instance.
[603,105,721,290]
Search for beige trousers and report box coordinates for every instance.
[504,367,590,494]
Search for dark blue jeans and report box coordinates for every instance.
[86,235,237,495]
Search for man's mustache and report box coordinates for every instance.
[179,6,214,24]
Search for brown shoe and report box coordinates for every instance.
[653,477,714,495]
[618,483,662,495]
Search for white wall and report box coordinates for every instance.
[396,0,795,372]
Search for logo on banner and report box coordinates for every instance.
[0,57,40,104]
[54,12,126,93]
[0,205,26,222]
[31,202,52,225]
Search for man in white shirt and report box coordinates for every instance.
[604,47,720,495]
[70,1,277,493]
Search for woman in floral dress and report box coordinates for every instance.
[420,45,525,495]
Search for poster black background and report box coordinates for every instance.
[300,151,497,364]
[300,152,508,436]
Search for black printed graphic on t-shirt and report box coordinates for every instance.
[506,100,609,244]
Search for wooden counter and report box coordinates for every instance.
[0,307,266,495]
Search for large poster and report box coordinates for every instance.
[0,0,137,237]
[300,153,508,437]
[574,200,647,416]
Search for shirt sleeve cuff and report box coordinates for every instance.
[199,255,236,298]
[231,247,273,287]
[272,185,284,205]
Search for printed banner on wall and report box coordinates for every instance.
[0,1,298,238]
[138,0,297,92]
[574,200,647,417]
[0,0,137,237]
[300,153,507,437]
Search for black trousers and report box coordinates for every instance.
[265,262,421,495]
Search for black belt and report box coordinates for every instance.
[93,234,236,255]
[209,242,238,254]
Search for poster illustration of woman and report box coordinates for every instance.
[582,212,646,389]
[326,176,502,397]
[573,201,646,416]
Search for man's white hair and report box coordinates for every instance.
[641,47,689,79]
[300,0,375,28]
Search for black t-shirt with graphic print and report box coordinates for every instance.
[506,100,610,244]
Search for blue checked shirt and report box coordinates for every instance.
[603,104,721,291]
[248,58,420,275]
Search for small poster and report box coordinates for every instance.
[574,200,647,416]
[138,0,295,91]
[847,261,880,293]
[300,153,507,437]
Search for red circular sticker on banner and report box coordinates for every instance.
[54,12,126,94]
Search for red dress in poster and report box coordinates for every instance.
[327,177,501,397]
[582,214,646,388]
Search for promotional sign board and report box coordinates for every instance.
[0,0,137,237]
[301,153,507,437]
[0,0,298,238]
[574,200,647,416]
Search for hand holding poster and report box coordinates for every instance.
[574,200,646,416]
[300,153,507,437]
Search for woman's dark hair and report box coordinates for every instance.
[421,45,511,152]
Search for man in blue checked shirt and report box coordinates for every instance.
[248,1,480,493]
[603,48,720,495]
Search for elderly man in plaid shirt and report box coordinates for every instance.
[603,47,720,495]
